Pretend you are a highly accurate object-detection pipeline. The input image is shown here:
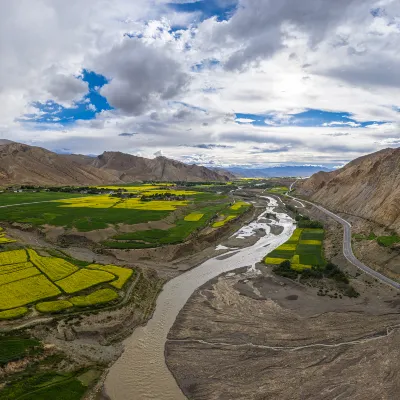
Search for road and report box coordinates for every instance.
[0,199,73,208]
[287,181,400,291]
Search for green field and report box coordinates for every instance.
[265,228,325,269]
[0,192,85,206]
[0,336,41,365]
[107,201,251,249]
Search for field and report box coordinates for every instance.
[70,289,119,307]
[86,264,134,289]
[0,248,135,319]
[36,300,73,313]
[55,269,116,294]
[212,215,236,228]
[0,192,85,205]
[265,228,325,270]
[108,202,236,249]
[0,336,41,365]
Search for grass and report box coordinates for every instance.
[27,249,78,281]
[86,264,134,289]
[0,307,28,320]
[0,336,41,365]
[36,300,73,313]
[70,288,119,307]
[377,235,400,247]
[0,275,61,310]
[265,228,325,271]
[55,269,116,294]
[0,372,87,400]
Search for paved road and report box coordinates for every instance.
[287,182,400,291]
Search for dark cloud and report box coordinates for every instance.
[251,145,291,153]
[185,144,234,149]
[46,74,88,103]
[323,132,350,137]
[97,39,190,115]
[119,132,138,137]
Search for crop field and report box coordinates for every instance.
[0,336,41,365]
[212,215,236,228]
[184,213,204,221]
[55,268,116,294]
[0,274,61,310]
[0,186,210,231]
[0,307,28,320]
[265,228,325,269]
[230,201,250,211]
[108,203,234,249]
[87,264,134,289]
[0,248,134,319]
[0,192,85,206]
[70,288,119,307]
[27,249,78,281]
[36,300,73,313]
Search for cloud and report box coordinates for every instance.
[45,74,88,104]
[97,38,190,116]
[190,144,234,149]
[119,132,138,137]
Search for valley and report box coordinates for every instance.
[0,153,398,400]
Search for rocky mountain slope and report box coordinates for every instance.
[0,142,231,186]
[297,148,400,234]
[89,152,233,182]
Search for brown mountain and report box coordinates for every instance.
[0,142,232,186]
[297,148,400,234]
[88,151,233,182]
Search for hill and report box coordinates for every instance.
[0,142,231,186]
[297,148,400,234]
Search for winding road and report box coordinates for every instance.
[287,181,400,291]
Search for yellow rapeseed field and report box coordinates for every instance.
[114,198,188,211]
[70,288,119,307]
[288,228,303,242]
[56,268,116,294]
[276,244,297,251]
[299,240,322,245]
[56,195,118,208]
[291,263,312,271]
[0,262,34,274]
[264,257,288,265]
[184,213,204,222]
[0,274,61,310]
[212,215,236,228]
[28,249,78,281]
[0,266,40,286]
[36,300,73,313]
[230,201,250,210]
[0,307,28,320]
[87,264,133,289]
[0,249,28,265]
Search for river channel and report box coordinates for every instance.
[104,197,295,399]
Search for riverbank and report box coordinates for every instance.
[102,196,295,399]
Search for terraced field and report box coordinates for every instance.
[265,228,325,270]
[0,249,135,320]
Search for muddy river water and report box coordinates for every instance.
[104,197,295,400]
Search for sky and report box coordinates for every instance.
[1,0,399,169]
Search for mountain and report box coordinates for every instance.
[87,152,232,182]
[297,148,400,234]
[0,142,121,186]
[225,165,333,178]
[0,142,231,186]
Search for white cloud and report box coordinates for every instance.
[1,0,399,167]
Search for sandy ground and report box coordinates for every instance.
[166,266,400,400]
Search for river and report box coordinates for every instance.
[104,197,295,399]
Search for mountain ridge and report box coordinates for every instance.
[297,147,400,234]
[0,142,232,186]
